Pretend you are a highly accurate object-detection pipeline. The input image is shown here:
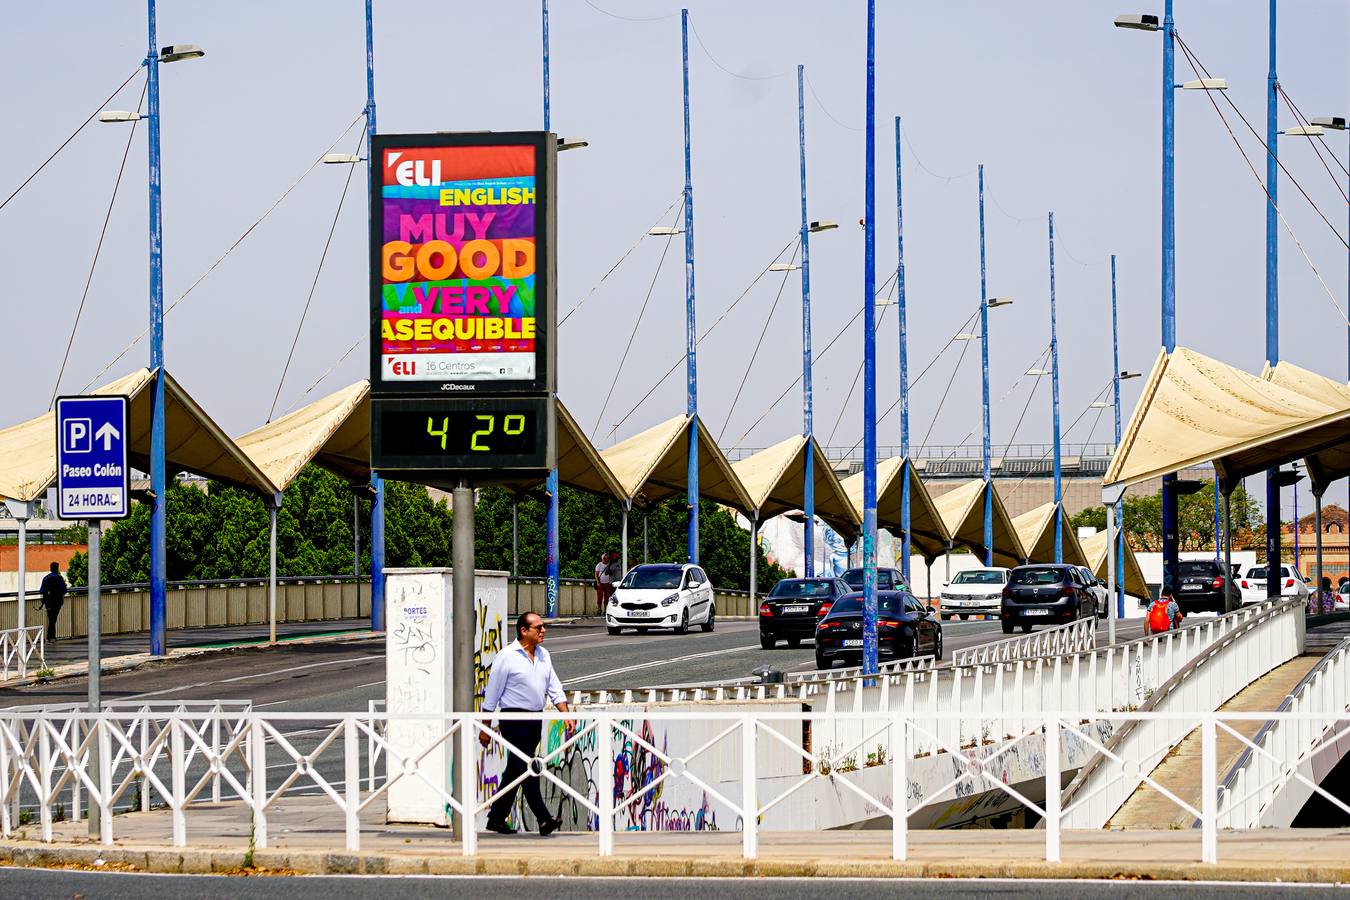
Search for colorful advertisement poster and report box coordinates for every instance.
[374,137,547,388]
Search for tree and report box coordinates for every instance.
[1069,479,1260,552]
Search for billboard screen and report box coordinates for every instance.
[370,132,555,395]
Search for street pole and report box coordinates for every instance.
[1264,0,1282,600]
[860,0,879,676]
[365,0,385,632]
[12,507,27,650]
[450,481,475,841]
[1111,254,1125,618]
[146,0,168,657]
[977,165,993,567]
[268,500,278,643]
[542,0,561,618]
[86,519,101,839]
[798,65,815,577]
[896,116,911,585]
[682,9,700,564]
[1160,0,1180,600]
[1049,213,1062,563]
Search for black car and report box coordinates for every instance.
[759,577,851,649]
[1175,559,1240,614]
[814,591,942,669]
[841,567,907,593]
[1000,564,1098,634]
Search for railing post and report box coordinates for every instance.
[170,717,186,846]
[1044,713,1060,862]
[598,713,614,857]
[140,716,150,812]
[891,714,906,860]
[39,720,52,842]
[459,715,478,856]
[344,716,360,851]
[250,718,267,848]
[742,716,757,860]
[1202,715,1217,863]
[97,718,113,845]
[211,713,221,804]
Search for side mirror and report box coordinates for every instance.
[942,582,949,588]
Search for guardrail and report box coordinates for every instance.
[5,706,1349,864]
[1215,632,1350,829]
[0,626,44,681]
[951,617,1096,667]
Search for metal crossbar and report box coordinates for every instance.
[0,627,45,681]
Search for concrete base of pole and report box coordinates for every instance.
[450,482,475,842]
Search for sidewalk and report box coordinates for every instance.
[5,795,1350,881]
[39,619,377,665]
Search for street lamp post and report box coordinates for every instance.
[1048,213,1063,562]
[681,9,699,564]
[364,0,385,634]
[1264,0,1282,602]
[542,0,561,616]
[977,165,992,568]
[896,116,911,586]
[798,65,815,577]
[861,0,878,676]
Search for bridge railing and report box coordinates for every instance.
[951,617,1096,667]
[0,627,44,681]
[5,706,1349,864]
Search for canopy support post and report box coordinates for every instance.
[268,498,279,644]
[1315,490,1325,590]
[1224,486,1234,612]
[643,511,649,564]
[621,501,630,575]
[749,513,759,606]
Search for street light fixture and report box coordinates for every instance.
[1089,401,1111,409]
[98,110,142,123]
[1311,117,1347,131]
[986,297,1014,308]
[321,153,363,164]
[1180,78,1228,91]
[769,263,800,272]
[809,220,838,233]
[1120,370,1142,380]
[557,137,589,151]
[159,44,204,63]
[648,226,683,236]
[954,333,979,341]
[1027,368,1050,376]
[1281,125,1324,137]
[1114,13,1160,31]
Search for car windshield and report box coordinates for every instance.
[842,569,897,590]
[1179,562,1217,576]
[1245,567,1286,580]
[827,594,902,615]
[769,580,833,598]
[953,570,1004,585]
[1011,568,1064,586]
[620,567,683,589]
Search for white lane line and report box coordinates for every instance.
[562,644,758,686]
[124,655,383,700]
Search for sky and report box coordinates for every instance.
[1,1,1347,517]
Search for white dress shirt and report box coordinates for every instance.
[482,640,566,712]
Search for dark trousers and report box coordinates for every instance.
[44,603,61,640]
[488,715,552,828]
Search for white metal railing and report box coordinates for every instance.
[1215,634,1350,829]
[5,707,1350,865]
[952,617,1096,667]
[0,626,45,681]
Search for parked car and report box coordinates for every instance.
[606,563,715,635]
[1173,559,1240,614]
[938,567,1010,620]
[999,564,1098,634]
[1236,565,1310,605]
[1074,566,1111,619]
[814,590,942,670]
[759,577,851,648]
[841,567,907,592]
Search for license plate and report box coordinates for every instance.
[842,639,863,647]
[782,605,810,614]
[628,609,649,617]
[1182,584,1203,591]
[1023,609,1051,617]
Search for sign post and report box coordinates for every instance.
[55,394,129,841]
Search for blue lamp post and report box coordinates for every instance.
[363,0,386,634]
[542,0,561,616]
[1264,0,1282,601]
[682,9,700,563]
[860,0,878,676]
[974,167,1013,567]
[798,65,815,578]
[896,116,910,586]
[1048,213,1062,563]
[1109,256,1137,619]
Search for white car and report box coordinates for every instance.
[606,563,715,635]
[1075,566,1111,619]
[1236,565,1310,605]
[938,567,1010,620]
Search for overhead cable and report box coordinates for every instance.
[560,194,683,327]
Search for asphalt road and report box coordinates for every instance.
[0,871,1338,898]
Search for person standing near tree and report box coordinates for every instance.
[594,551,612,615]
[39,562,67,641]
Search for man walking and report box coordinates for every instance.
[38,562,67,641]
[480,611,569,835]
[594,551,612,615]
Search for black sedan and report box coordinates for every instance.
[1175,559,1240,614]
[759,577,851,648]
[841,567,907,592]
[1000,564,1098,634]
[814,591,942,670]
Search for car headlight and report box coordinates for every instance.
[608,596,619,606]
[661,593,680,607]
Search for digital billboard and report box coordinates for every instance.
[370,132,555,396]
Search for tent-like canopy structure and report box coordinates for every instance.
[1012,502,1089,568]
[236,380,371,489]
[1079,528,1150,600]
[731,435,859,539]
[600,414,752,513]
[1105,347,1347,489]
[840,457,950,561]
[932,478,1025,569]
[0,368,277,503]
[1262,361,1350,494]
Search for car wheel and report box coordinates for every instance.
[1021,623,1033,633]
[787,637,801,648]
[607,626,622,636]
[675,608,690,635]
[701,604,716,633]
[760,632,774,649]
[959,614,969,621]
[1002,621,1014,635]
[899,639,916,660]
[940,613,951,621]
[815,653,830,670]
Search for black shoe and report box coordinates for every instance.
[538,816,562,837]
[485,819,516,835]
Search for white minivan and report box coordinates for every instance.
[606,563,715,635]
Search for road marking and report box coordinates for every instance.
[563,644,758,686]
[125,655,383,700]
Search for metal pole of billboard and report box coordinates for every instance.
[682,9,700,564]
[1049,212,1063,563]
[896,115,911,585]
[86,519,102,839]
[542,0,561,618]
[798,65,815,578]
[365,0,385,632]
[145,0,168,657]
[451,480,475,841]
[861,0,879,677]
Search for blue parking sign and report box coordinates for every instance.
[55,395,130,520]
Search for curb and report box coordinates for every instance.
[1,842,1348,882]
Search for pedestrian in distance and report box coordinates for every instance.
[38,562,67,641]
[605,550,624,592]
[1309,577,1337,616]
[480,611,571,836]
[1145,586,1183,636]
[594,551,612,615]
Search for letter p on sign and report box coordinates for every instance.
[64,419,92,453]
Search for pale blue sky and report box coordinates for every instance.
[2,1,1346,519]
